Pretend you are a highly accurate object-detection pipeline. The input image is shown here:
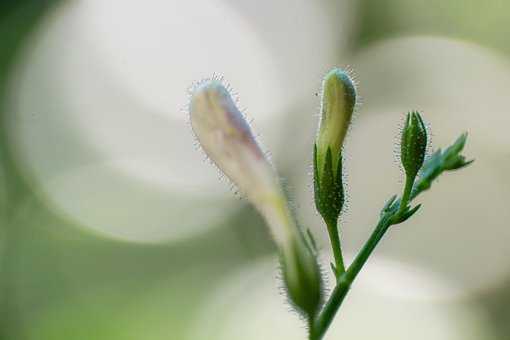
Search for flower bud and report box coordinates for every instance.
[283,238,322,316]
[400,111,427,179]
[313,69,356,223]
[189,80,276,212]
[190,79,321,315]
[315,68,356,179]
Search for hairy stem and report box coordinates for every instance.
[309,134,471,340]
[311,173,426,339]
[399,175,414,215]
[326,218,345,276]
[311,216,392,340]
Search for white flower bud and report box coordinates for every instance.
[189,79,292,250]
[189,79,321,315]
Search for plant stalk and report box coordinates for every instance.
[325,219,345,276]
[398,175,414,215]
[310,216,392,340]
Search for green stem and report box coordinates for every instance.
[326,219,345,276]
[309,134,472,340]
[311,174,422,339]
[399,175,414,215]
[311,216,392,340]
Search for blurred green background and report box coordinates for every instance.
[0,1,509,339]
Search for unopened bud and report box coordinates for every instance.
[314,69,355,223]
[316,68,356,179]
[400,111,427,179]
[190,79,321,316]
[283,239,322,316]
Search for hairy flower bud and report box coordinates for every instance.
[314,69,356,223]
[190,79,321,315]
[283,238,322,316]
[400,111,427,179]
[316,68,356,179]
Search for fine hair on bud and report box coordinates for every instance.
[315,68,357,179]
[189,76,322,319]
[400,111,428,180]
[314,68,357,224]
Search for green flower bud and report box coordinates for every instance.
[400,111,427,179]
[316,68,356,179]
[283,238,322,317]
[313,68,356,223]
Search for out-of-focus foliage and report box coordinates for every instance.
[0,2,62,339]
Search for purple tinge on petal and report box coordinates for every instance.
[191,79,265,160]
[226,110,265,160]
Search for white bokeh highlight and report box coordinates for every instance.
[8,0,342,242]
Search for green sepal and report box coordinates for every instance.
[400,111,428,181]
[313,144,344,224]
[380,195,397,217]
[392,204,422,224]
[305,228,318,256]
[313,144,320,210]
[330,262,338,277]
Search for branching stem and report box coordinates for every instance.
[399,175,415,215]
[307,133,471,340]
[310,216,392,340]
[310,172,428,340]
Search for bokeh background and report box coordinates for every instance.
[0,1,509,339]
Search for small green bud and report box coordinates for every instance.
[313,68,356,223]
[400,111,427,179]
[282,238,322,317]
